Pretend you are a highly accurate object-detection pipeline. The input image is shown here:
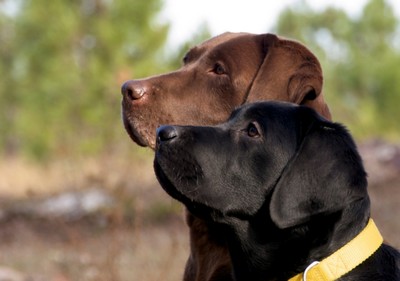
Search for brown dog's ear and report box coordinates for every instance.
[269,106,367,229]
[246,34,331,120]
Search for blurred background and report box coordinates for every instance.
[0,0,399,280]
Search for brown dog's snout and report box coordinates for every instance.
[156,125,178,146]
[121,80,148,100]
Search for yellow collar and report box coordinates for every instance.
[288,219,383,281]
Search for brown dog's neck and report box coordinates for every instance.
[184,211,234,281]
[222,197,371,281]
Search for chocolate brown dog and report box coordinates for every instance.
[154,101,400,281]
[121,32,331,281]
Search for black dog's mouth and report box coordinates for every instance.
[154,158,218,220]
[154,159,188,203]
[154,144,215,212]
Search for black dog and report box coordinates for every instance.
[154,101,399,281]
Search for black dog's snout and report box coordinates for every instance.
[157,125,178,144]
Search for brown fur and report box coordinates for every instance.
[121,32,331,281]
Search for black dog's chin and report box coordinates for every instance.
[154,160,186,202]
[154,158,218,220]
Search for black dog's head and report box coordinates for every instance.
[154,101,368,229]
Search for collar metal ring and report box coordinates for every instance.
[303,261,320,281]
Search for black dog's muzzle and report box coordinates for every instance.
[156,125,178,147]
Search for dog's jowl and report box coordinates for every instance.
[154,101,400,281]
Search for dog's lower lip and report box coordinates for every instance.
[122,116,148,147]
[154,160,182,199]
[128,128,148,147]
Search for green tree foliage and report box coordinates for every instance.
[1,0,398,161]
[0,0,169,159]
[166,23,211,70]
[275,0,400,139]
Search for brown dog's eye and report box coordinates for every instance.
[213,63,226,75]
[247,123,260,138]
[183,55,189,64]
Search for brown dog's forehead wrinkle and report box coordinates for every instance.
[199,32,250,47]
[185,36,240,64]
[184,46,203,64]
[209,36,261,63]
[196,33,260,65]
[183,33,253,66]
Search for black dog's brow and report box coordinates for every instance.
[226,109,255,129]
[229,102,264,119]
[228,106,243,120]
[228,102,303,129]
[229,103,269,123]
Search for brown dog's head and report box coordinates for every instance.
[121,32,330,148]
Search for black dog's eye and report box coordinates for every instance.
[247,122,260,138]
[213,63,226,75]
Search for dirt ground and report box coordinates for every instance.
[0,215,189,281]
[0,152,191,281]
[0,139,399,281]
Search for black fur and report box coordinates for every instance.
[154,101,400,281]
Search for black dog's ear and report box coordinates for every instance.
[270,106,367,229]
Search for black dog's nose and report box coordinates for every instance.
[157,125,178,144]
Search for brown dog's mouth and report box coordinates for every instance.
[122,114,149,147]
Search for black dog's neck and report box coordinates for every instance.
[220,197,371,281]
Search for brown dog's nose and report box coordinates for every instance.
[121,80,147,100]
